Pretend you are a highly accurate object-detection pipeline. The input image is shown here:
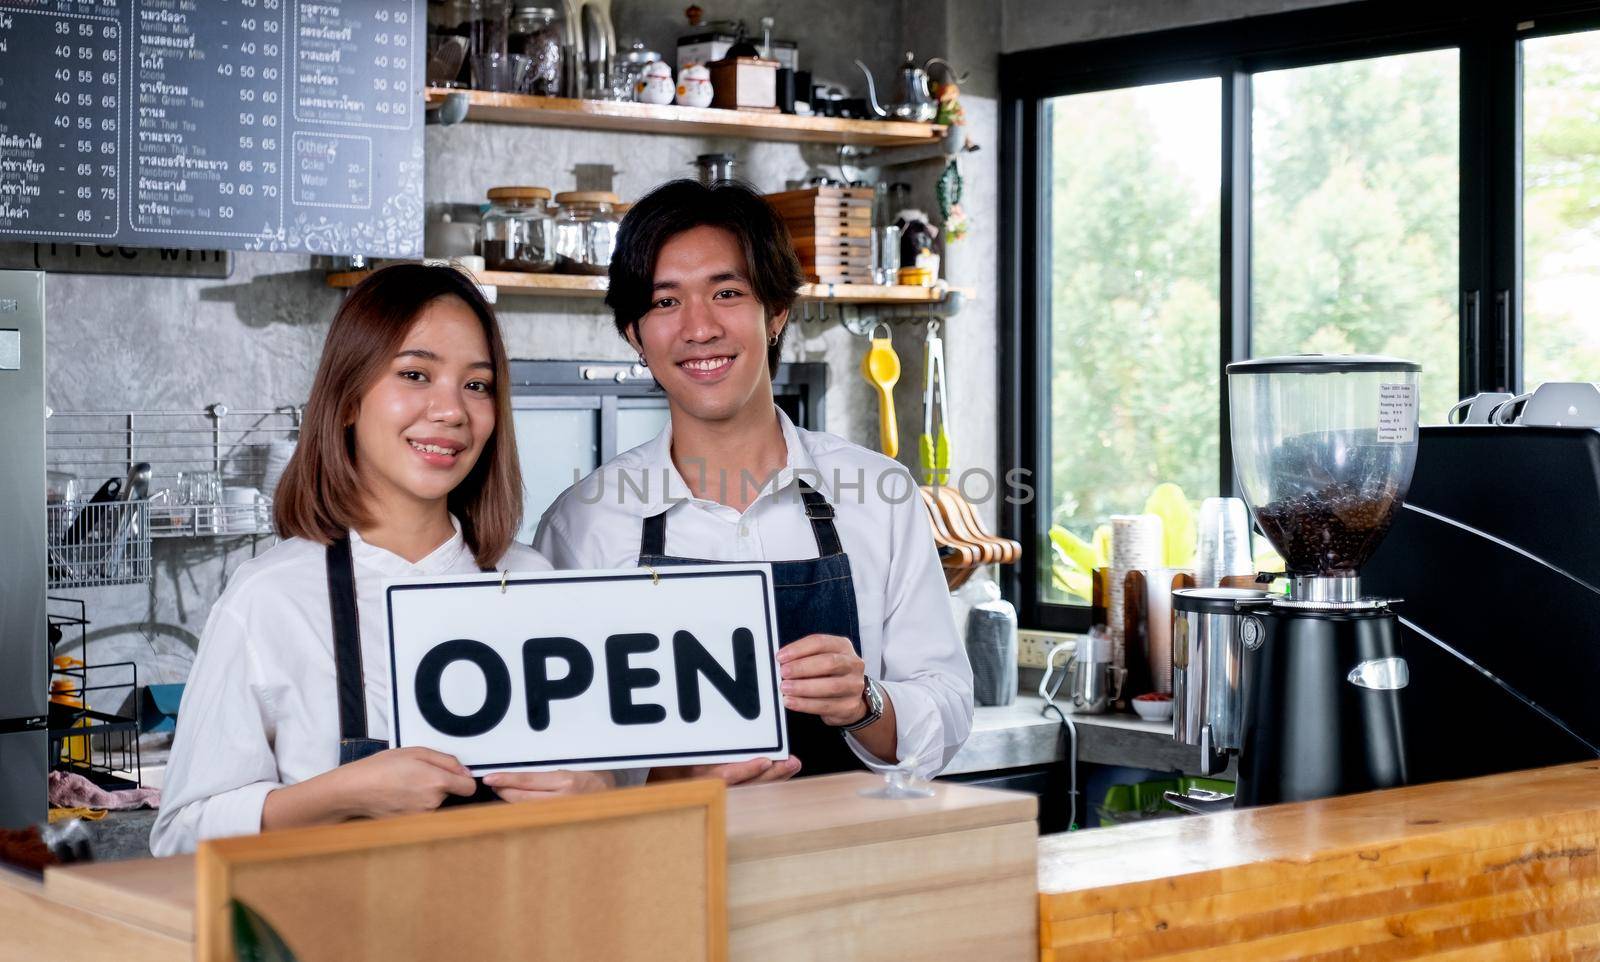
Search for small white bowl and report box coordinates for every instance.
[1131,697,1174,722]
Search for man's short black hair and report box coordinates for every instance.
[606,179,804,375]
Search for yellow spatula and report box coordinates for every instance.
[862,324,901,457]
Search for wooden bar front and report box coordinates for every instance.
[1039,762,1600,960]
[0,773,1039,962]
[13,764,1600,960]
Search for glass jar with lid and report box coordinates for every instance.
[607,40,661,102]
[427,0,474,87]
[480,186,557,272]
[553,191,620,275]
[508,6,563,95]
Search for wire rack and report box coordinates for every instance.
[47,500,151,589]
[46,405,301,544]
[48,598,142,791]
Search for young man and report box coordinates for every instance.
[535,180,972,785]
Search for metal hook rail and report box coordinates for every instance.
[802,288,966,337]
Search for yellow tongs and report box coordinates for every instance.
[919,320,951,485]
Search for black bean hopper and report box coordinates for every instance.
[1172,355,1420,808]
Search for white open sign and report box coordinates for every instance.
[385,565,787,772]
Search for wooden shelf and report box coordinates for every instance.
[333,270,611,298]
[327,269,971,305]
[794,282,971,304]
[425,87,947,147]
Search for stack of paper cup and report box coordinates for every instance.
[1108,514,1163,669]
[1195,497,1254,588]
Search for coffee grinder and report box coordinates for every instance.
[1223,355,1419,806]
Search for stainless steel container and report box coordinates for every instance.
[1171,587,1268,773]
[0,270,48,828]
[1043,627,1124,715]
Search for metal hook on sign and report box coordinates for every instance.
[642,563,661,586]
[500,570,511,594]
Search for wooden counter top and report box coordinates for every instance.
[8,773,1039,962]
[1038,761,1600,960]
[24,763,1600,960]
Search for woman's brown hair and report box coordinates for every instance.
[274,264,523,568]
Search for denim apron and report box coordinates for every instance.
[325,538,499,806]
[638,481,868,776]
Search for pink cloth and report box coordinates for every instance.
[48,770,161,811]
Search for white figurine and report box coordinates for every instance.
[676,61,713,108]
[637,60,676,105]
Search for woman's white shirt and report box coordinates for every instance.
[534,407,975,780]
[149,521,551,856]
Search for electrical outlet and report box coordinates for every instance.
[1018,628,1079,669]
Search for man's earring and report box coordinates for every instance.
[768,333,779,347]
[638,354,648,368]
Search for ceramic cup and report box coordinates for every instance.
[1447,392,1514,425]
[221,486,267,534]
[1491,382,1600,427]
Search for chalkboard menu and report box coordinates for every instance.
[0,0,424,256]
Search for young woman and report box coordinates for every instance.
[152,265,611,857]
[535,181,973,787]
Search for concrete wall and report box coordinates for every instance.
[25,0,1002,706]
[34,0,1358,708]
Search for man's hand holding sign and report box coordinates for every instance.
[385,564,789,787]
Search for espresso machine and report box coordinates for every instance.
[1365,423,1600,785]
[1172,355,1419,807]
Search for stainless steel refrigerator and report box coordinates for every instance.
[0,270,47,829]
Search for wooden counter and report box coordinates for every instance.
[0,773,1038,962]
[15,763,1600,961]
[1038,761,1600,960]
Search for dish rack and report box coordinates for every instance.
[45,405,301,587]
[47,598,142,791]
[47,499,151,590]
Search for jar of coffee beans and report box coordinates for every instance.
[481,186,558,272]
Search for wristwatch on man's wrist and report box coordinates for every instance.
[839,675,884,732]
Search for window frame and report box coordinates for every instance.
[999,0,1600,631]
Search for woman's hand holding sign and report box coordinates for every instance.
[343,748,479,817]
[263,747,477,830]
[483,770,616,802]
[649,756,803,786]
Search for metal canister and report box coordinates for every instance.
[692,153,737,186]
[1171,587,1268,770]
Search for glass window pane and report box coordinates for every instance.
[1044,79,1222,607]
[617,403,670,454]
[1251,49,1460,423]
[1523,31,1600,389]
[512,407,598,542]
